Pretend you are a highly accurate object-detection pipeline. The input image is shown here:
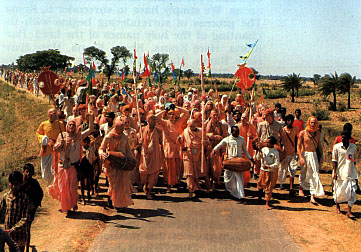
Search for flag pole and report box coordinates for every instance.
[132,45,148,171]
[201,54,205,175]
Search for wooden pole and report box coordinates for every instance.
[201,54,205,174]
[132,46,148,171]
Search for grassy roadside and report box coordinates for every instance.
[0,80,51,191]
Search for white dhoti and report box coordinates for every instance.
[333,179,357,207]
[278,154,298,185]
[41,154,54,184]
[224,170,245,199]
[299,152,325,196]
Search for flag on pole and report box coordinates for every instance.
[207,48,211,69]
[85,62,95,94]
[140,53,151,77]
[181,57,185,67]
[83,53,87,65]
[240,40,258,62]
[246,41,258,48]
[171,61,175,71]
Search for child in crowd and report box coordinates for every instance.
[257,136,280,210]
[79,137,97,204]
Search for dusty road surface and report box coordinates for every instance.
[89,187,300,252]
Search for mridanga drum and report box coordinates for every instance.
[222,157,251,172]
[106,153,137,171]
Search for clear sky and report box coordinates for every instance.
[1,0,360,78]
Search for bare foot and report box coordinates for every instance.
[310,197,318,205]
[166,186,171,193]
[336,205,341,214]
[266,204,272,210]
[299,189,305,197]
[346,212,355,218]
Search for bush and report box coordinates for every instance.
[265,89,287,99]
[298,89,315,97]
[340,116,348,122]
[312,109,330,120]
[328,102,336,111]
[337,103,346,112]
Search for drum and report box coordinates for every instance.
[106,154,137,171]
[223,157,251,172]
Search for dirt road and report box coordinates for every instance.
[89,187,300,252]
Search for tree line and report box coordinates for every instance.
[282,72,357,110]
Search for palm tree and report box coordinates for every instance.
[281,73,302,103]
[312,74,321,90]
[339,73,356,109]
[319,72,339,111]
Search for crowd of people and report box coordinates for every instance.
[0,69,359,251]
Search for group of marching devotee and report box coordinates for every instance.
[0,70,359,251]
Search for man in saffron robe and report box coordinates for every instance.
[181,119,211,198]
[36,109,65,184]
[138,115,162,199]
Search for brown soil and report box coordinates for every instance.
[29,177,109,252]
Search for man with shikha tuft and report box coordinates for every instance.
[297,116,325,204]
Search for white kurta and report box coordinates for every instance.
[214,135,252,199]
[332,143,358,206]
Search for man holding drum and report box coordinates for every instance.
[212,126,255,200]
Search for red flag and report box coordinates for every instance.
[134,48,137,59]
[207,49,211,69]
[258,94,264,104]
[92,62,96,70]
[143,54,148,68]
[147,51,150,57]
[83,54,87,65]
[140,68,150,77]
[92,77,96,85]
[181,58,185,67]
[141,54,150,77]
[171,60,175,71]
